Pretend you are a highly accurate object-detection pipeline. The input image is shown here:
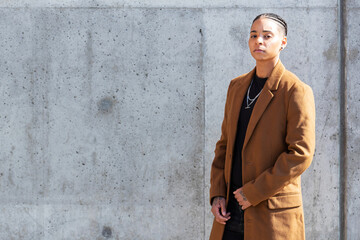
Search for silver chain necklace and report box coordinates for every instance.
[245,78,262,109]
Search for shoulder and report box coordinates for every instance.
[231,72,250,83]
[280,69,313,94]
[228,70,253,90]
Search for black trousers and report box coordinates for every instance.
[222,185,244,240]
[222,229,244,240]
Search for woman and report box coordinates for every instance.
[209,13,315,240]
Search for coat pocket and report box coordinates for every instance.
[267,194,302,209]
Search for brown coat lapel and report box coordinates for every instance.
[226,69,254,156]
[243,60,285,150]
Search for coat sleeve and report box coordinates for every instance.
[209,81,234,205]
[242,83,316,206]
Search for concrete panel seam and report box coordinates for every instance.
[338,0,347,239]
[199,8,206,240]
[0,6,338,10]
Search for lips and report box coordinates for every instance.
[254,49,265,52]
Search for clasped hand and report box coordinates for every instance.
[211,187,251,224]
[233,187,251,210]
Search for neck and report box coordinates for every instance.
[255,57,279,78]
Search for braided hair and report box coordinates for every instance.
[252,13,287,36]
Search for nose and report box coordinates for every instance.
[256,36,263,45]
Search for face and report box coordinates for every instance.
[248,17,287,62]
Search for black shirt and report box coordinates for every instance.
[230,73,268,188]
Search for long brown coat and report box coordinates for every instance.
[209,60,315,240]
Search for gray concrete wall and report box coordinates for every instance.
[0,1,357,239]
[346,2,360,240]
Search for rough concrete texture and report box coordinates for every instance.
[346,6,360,240]
[0,8,204,239]
[0,2,356,240]
[347,0,360,8]
[0,0,338,8]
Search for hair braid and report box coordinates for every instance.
[253,13,287,36]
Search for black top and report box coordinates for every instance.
[230,73,268,188]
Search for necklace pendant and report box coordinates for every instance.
[245,105,251,109]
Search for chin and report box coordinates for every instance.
[251,54,278,62]
[251,56,268,61]
[251,53,266,60]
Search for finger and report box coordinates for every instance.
[233,192,241,201]
[211,206,220,216]
[220,199,227,216]
[234,195,242,204]
[211,205,230,220]
[215,218,226,224]
[217,213,231,221]
[241,203,251,210]
[211,205,221,216]
[215,212,231,223]
[211,208,216,216]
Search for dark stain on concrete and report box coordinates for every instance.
[98,97,114,114]
[86,30,93,81]
[229,25,248,50]
[323,43,337,61]
[8,169,14,185]
[86,30,94,97]
[102,226,112,238]
[348,48,359,61]
[92,152,97,165]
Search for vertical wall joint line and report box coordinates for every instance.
[338,0,347,239]
[200,8,206,240]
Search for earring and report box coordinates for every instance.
[280,47,284,50]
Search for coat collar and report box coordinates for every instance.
[229,60,286,153]
[244,60,286,150]
[264,59,285,91]
[233,59,285,90]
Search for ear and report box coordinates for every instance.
[280,36,287,50]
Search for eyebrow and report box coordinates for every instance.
[250,30,274,33]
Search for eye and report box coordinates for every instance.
[250,34,257,38]
[264,35,272,39]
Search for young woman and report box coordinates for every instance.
[209,13,316,240]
